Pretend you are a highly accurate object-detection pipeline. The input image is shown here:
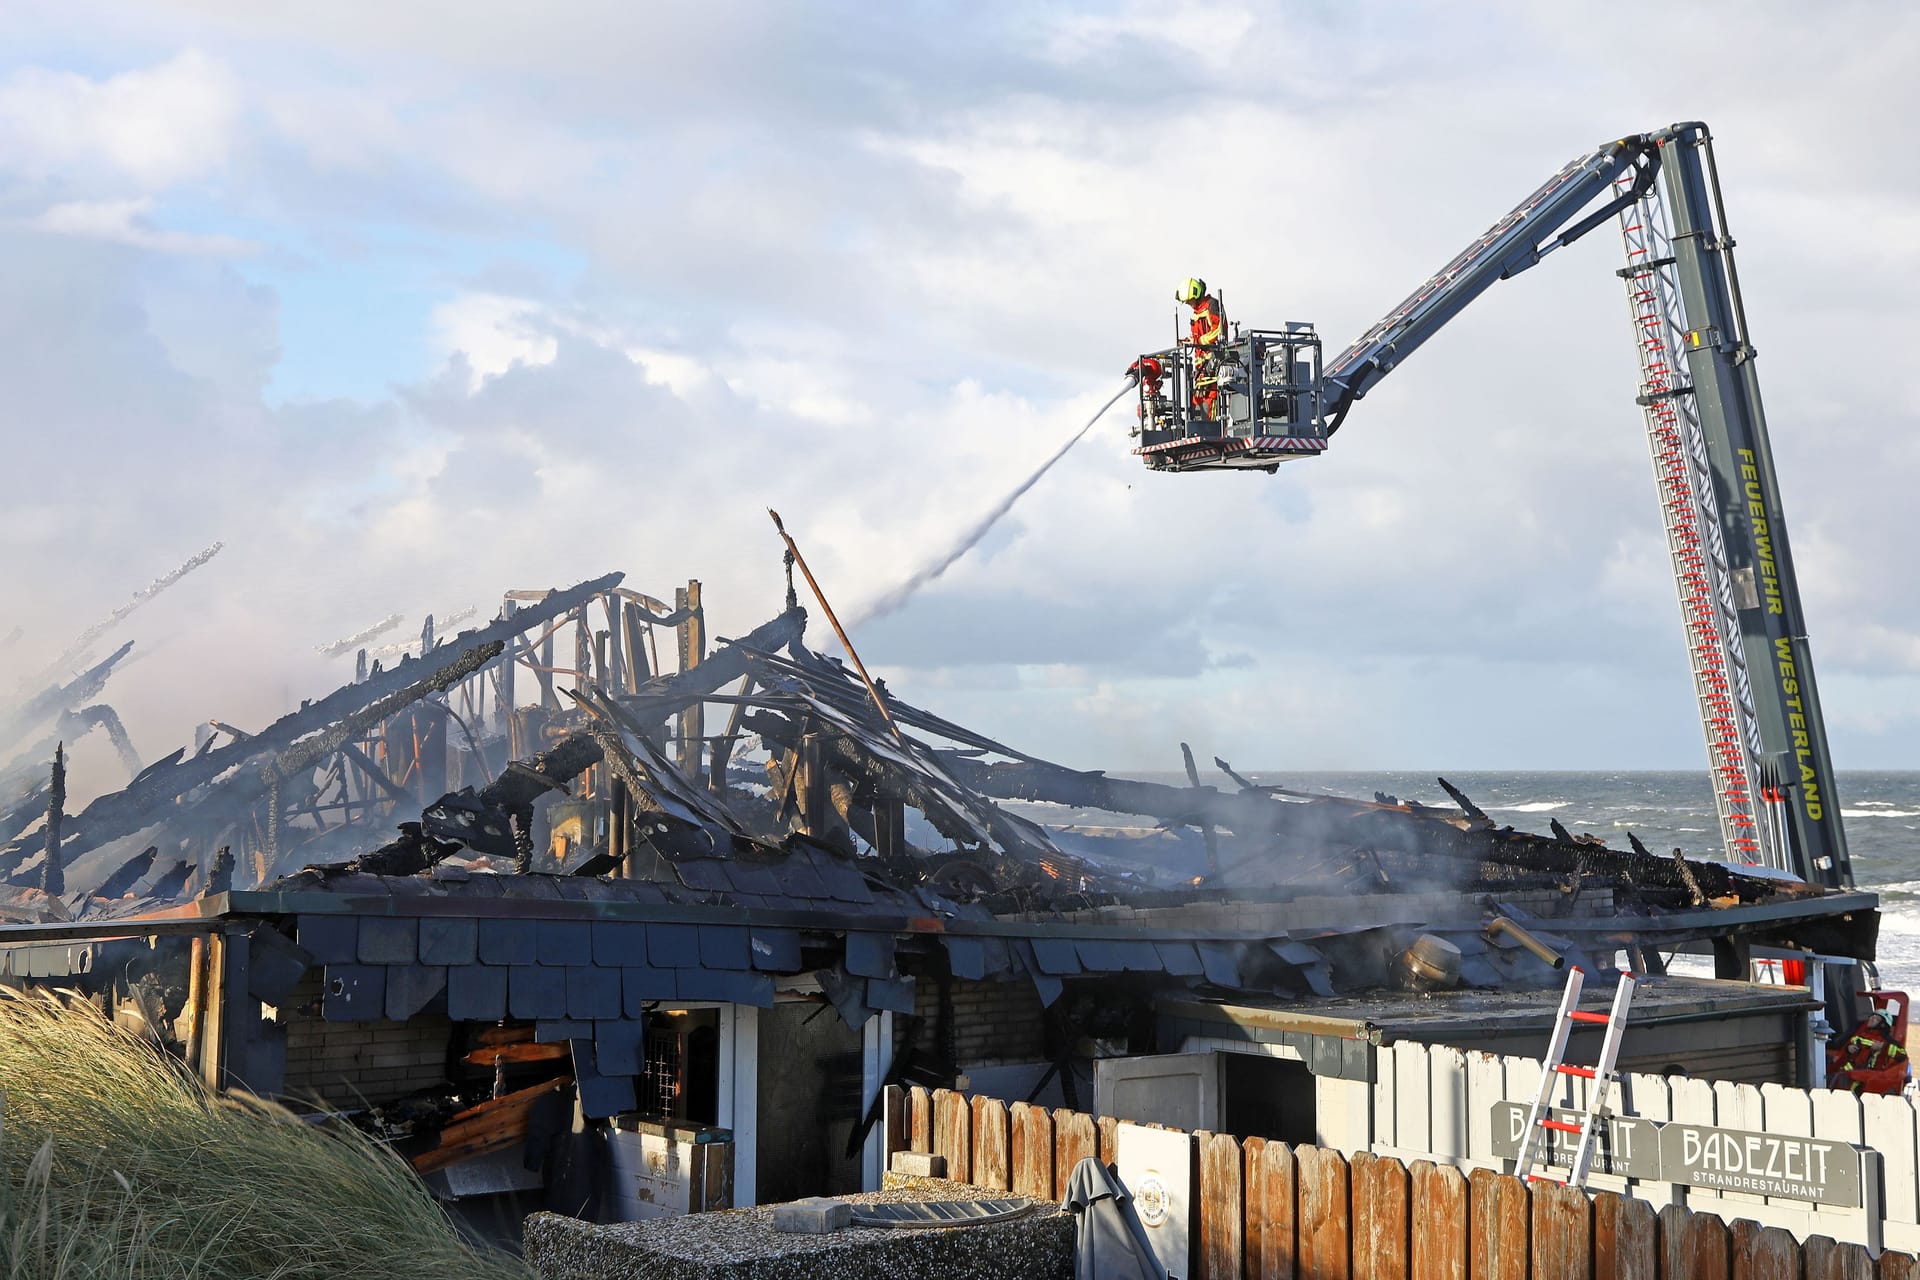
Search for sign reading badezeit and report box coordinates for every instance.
[1488,1105,1861,1207]
[1658,1123,1860,1206]
[1490,1103,1661,1179]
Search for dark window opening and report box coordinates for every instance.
[1221,1053,1316,1146]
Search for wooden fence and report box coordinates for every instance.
[886,1085,1920,1280]
[1369,1039,1897,1252]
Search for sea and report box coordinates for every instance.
[1025,770,1920,987]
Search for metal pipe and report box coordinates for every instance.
[1486,915,1566,969]
[766,509,907,748]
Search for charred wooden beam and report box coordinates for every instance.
[355,607,806,875]
[94,844,158,900]
[745,709,1068,872]
[938,755,1810,906]
[0,573,621,879]
[0,641,134,750]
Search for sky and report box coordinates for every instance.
[0,1,1915,797]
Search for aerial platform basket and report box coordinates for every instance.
[1131,323,1333,473]
[1135,432,1329,471]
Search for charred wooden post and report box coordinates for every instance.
[610,776,631,876]
[537,626,557,711]
[183,935,207,1074]
[574,606,593,699]
[604,593,625,692]
[676,580,705,780]
[203,845,234,897]
[622,600,650,689]
[708,676,755,797]
[498,601,519,756]
[1181,741,1222,876]
[40,743,64,897]
[794,731,829,837]
[415,703,448,804]
[874,796,907,860]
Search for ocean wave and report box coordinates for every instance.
[1843,809,1920,819]
[1488,801,1569,813]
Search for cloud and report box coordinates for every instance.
[22,197,256,255]
[0,3,1917,780]
[0,50,240,190]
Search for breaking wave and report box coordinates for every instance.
[1843,808,1920,819]
[1489,801,1569,813]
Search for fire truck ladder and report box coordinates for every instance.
[1513,967,1638,1188]
[1614,176,1781,872]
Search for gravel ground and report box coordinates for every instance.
[523,1177,1072,1280]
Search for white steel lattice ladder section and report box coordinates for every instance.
[1613,172,1781,871]
[1512,967,1638,1188]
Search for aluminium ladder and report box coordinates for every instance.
[1512,967,1638,1188]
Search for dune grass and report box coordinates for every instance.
[0,988,532,1280]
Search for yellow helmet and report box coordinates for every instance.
[1177,277,1207,303]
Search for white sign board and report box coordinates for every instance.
[1116,1122,1195,1279]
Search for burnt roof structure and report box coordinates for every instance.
[0,572,1878,1000]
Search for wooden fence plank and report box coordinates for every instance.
[1593,1192,1656,1280]
[1880,1249,1920,1280]
[1299,1145,1351,1280]
[1730,1219,1801,1280]
[909,1084,932,1154]
[1468,1168,1529,1280]
[1354,1151,1409,1280]
[1099,1114,1120,1167]
[1620,1072,1678,1209]
[1395,1044,1432,1162]
[973,1096,1010,1192]
[1804,1236,1874,1280]
[1529,1179,1589,1280]
[1375,1044,1400,1151]
[1430,1046,1470,1163]
[1715,1080,1769,1213]
[1661,1203,1729,1280]
[1410,1160,1466,1280]
[1260,1138,1299,1280]
[1011,1102,1054,1200]
[883,1083,907,1165]
[1054,1108,1097,1198]
[1863,1092,1920,1237]
[1244,1136,1268,1275]
[933,1088,971,1184]
[1201,1132,1245,1280]
[1466,1052,1507,1167]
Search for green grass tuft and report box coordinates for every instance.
[0,988,532,1279]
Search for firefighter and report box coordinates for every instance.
[1179,277,1226,419]
[1126,355,1169,431]
[1828,1009,1910,1096]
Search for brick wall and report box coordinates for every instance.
[279,977,452,1108]
[898,977,1049,1069]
